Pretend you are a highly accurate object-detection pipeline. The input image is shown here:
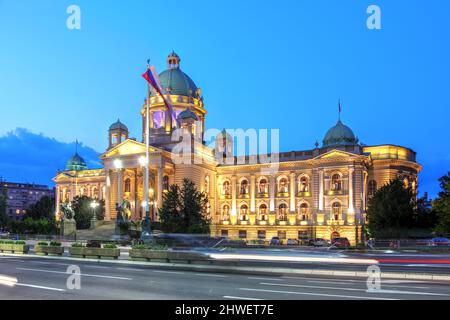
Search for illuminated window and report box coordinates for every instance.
[222,181,231,196]
[258,179,268,194]
[258,204,268,221]
[278,203,288,221]
[331,174,342,191]
[299,203,309,221]
[240,204,248,221]
[278,178,288,193]
[240,179,249,195]
[299,176,309,192]
[332,202,341,220]
[222,205,230,221]
[163,176,169,191]
[112,134,118,145]
[153,111,165,129]
[204,176,210,194]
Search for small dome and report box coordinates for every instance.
[217,128,233,140]
[109,119,128,131]
[178,109,198,121]
[66,153,88,171]
[322,120,358,147]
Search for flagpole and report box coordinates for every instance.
[142,60,152,241]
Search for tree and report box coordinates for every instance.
[0,181,8,227]
[26,196,55,220]
[367,179,417,238]
[433,172,450,235]
[71,196,105,230]
[159,178,210,234]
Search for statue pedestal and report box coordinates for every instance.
[63,219,76,237]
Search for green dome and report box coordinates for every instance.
[155,68,199,98]
[323,120,358,147]
[178,109,198,121]
[66,153,88,171]
[109,119,128,131]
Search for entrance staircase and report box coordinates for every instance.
[75,221,116,240]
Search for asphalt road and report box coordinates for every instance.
[1,255,449,300]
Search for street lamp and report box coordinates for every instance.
[90,200,99,230]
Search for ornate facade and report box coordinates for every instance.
[54,52,421,244]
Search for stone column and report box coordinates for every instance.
[105,171,111,221]
[250,175,256,213]
[117,169,123,204]
[269,176,275,212]
[318,170,324,211]
[348,167,355,214]
[157,165,163,209]
[231,175,237,216]
[62,188,66,204]
[290,172,296,213]
[55,186,60,218]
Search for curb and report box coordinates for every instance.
[2,252,450,281]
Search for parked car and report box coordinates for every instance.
[286,239,299,246]
[0,229,10,238]
[428,237,450,246]
[270,237,282,246]
[331,237,351,248]
[308,238,328,247]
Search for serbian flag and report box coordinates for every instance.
[142,65,180,127]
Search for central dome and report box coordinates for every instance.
[151,52,199,99]
[323,120,358,148]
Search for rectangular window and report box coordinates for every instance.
[239,230,247,239]
[221,230,228,237]
[278,230,287,239]
[257,230,266,240]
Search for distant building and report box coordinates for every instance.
[0,181,55,219]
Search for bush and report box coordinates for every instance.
[103,244,117,249]
[132,242,168,250]
[50,241,62,247]
[8,218,58,235]
[86,240,101,248]
[71,242,84,248]
[37,241,49,246]
[14,240,26,245]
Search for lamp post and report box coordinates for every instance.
[90,200,99,230]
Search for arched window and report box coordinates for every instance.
[278,177,288,193]
[331,174,342,191]
[152,111,165,129]
[92,187,99,199]
[240,204,249,221]
[299,203,309,221]
[222,181,231,196]
[222,205,230,221]
[259,179,268,194]
[278,203,288,221]
[163,176,169,191]
[240,179,249,195]
[258,204,268,221]
[332,202,341,220]
[124,178,131,193]
[368,180,377,196]
[299,176,309,192]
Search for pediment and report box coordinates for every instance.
[314,149,360,160]
[100,139,159,159]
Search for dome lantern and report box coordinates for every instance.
[167,51,180,69]
[108,118,129,149]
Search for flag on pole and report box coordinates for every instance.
[142,65,180,127]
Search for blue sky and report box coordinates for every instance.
[0,0,449,196]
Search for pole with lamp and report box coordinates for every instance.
[90,200,99,230]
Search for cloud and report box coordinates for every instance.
[0,128,101,186]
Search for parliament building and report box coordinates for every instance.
[54,52,422,244]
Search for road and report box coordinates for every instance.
[1,255,449,300]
